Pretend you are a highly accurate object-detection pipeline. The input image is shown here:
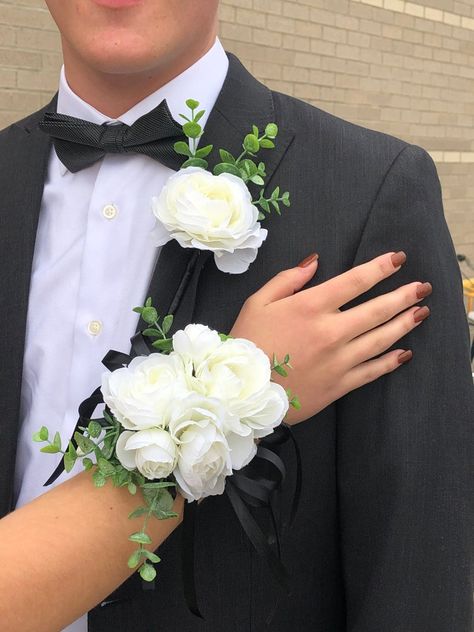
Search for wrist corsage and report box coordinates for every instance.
[35,300,300,585]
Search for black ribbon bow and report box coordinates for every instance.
[44,332,301,619]
[38,99,185,173]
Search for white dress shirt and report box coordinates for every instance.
[14,38,228,632]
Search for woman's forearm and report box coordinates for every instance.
[0,471,184,632]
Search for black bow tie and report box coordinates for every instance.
[38,99,185,173]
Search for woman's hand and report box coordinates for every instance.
[230,251,431,424]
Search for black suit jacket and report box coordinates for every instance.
[0,54,472,632]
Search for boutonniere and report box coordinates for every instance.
[35,301,300,585]
[152,99,291,274]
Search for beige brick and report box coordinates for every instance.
[383,0,405,12]
[405,3,424,18]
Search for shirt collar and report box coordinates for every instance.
[56,37,229,170]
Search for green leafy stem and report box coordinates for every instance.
[173,99,291,220]
[33,412,177,582]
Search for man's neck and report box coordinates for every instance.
[61,35,216,119]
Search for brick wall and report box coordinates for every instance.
[0,0,473,265]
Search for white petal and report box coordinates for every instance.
[227,431,257,470]
[115,431,137,470]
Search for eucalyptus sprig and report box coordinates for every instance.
[173,99,291,220]
[173,98,214,170]
[133,297,174,353]
[34,415,177,582]
[271,354,301,410]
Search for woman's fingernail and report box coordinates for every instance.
[398,350,413,364]
[298,253,319,268]
[416,282,433,300]
[414,306,431,323]
[391,251,407,268]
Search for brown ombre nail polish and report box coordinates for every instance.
[398,350,413,364]
[391,251,407,268]
[416,282,433,300]
[298,253,319,268]
[414,306,431,323]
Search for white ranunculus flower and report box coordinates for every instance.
[101,353,189,431]
[115,428,178,480]
[196,337,272,402]
[169,393,256,472]
[152,167,268,274]
[195,337,289,438]
[168,394,233,501]
[232,382,289,439]
[172,323,222,368]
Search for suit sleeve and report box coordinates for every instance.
[337,144,474,632]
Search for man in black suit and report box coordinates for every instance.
[0,1,472,631]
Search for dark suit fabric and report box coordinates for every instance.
[0,54,472,632]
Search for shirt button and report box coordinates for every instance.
[87,320,103,336]
[102,204,118,220]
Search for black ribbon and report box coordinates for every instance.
[44,332,301,617]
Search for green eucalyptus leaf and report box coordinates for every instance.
[128,482,137,495]
[141,306,158,325]
[173,141,191,157]
[213,162,242,178]
[243,134,260,153]
[259,198,270,213]
[182,121,201,139]
[241,159,257,176]
[181,157,208,169]
[98,457,116,477]
[271,200,281,214]
[74,432,95,455]
[153,510,179,520]
[139,562,157,582]
[132,306,143,315]
[252,125,259,137]
[219,149,235,164]
[142,328,161,337]
[128,507,149,519]
[129,532,152,545]
[260,138,275,149]
[265,123,278,138]
[92,470,106,488]
[194,109,205,123]
[64,452,76,473]
[88,421,102,438]
[161,314,174,335]
[284,354,290,364]
[151,338,173,352]
[127,550,142,569]
[83,457,93,471]
[290,396,302,410]
[258,212,265,220]
[154,489,174,513]
[282,192,291,207]
[195,144,213,159]
[33,426,49,442]
[185,98,200,110]
[250,175,265,186]
[273,365,288,378]
[271,186,280,199]
[40,444,60,454]
[145,297,152,308]
[142,550,161,564]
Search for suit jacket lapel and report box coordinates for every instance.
[0,100,54,515]
[143,53,295,332]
